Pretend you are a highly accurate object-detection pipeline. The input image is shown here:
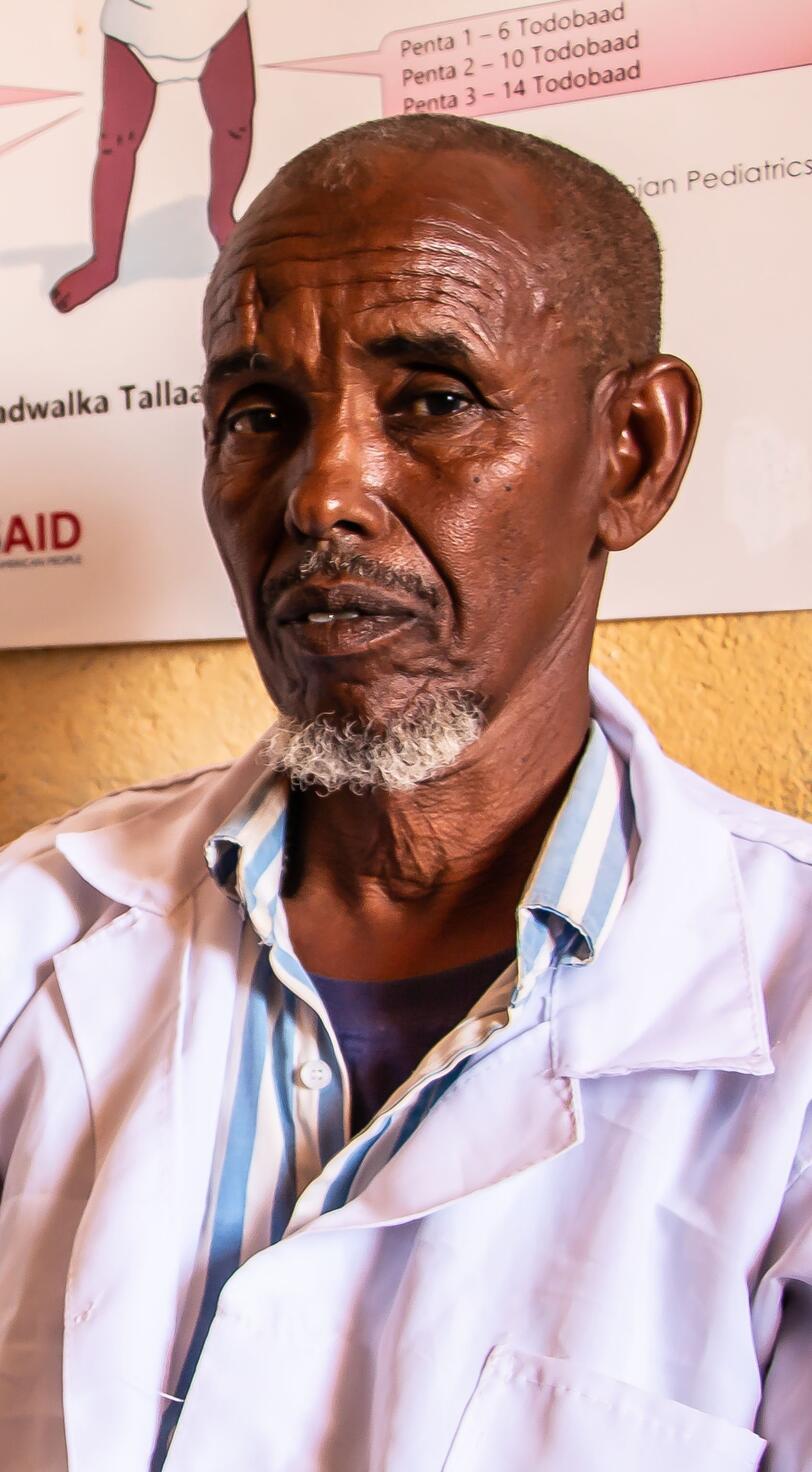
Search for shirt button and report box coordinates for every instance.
[298,1059,332,1091]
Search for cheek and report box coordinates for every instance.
[203,455,284,589]
[401,433,554,592]
[417,433,598,658]
[402,429,529,550]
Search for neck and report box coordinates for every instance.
[285,666,591,905]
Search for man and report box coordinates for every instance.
[51,0,254,312]
[2,115,810,1470]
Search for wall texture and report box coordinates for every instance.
[1,610,809,847]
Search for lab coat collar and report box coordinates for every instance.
[558,669,772,1079]
[55,742,271,915]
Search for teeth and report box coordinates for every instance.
[306,610,361,624]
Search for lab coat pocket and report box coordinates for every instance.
[443,1346,766,1471]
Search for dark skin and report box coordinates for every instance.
[202,146,700,980]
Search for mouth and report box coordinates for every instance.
[268,580,424,655]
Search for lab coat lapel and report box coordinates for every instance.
[54,905,189,1472]
[550,813,772,1079]
[54,892,239,1472]
[54,739,271,917]
[296,1021,582,1237]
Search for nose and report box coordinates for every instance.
[283,404,389,545]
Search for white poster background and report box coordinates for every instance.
[0,0,810,649]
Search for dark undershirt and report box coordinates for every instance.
[311,947,516,1137]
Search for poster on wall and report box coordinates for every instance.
[0,0,810,649]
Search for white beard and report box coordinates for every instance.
[262,690,484,793]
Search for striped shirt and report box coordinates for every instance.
[151,717,636,1463]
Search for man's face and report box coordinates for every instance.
[202,148,608,730]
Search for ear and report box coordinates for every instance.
[593,356,701,552]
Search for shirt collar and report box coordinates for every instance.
[205,719,636,986]
[205,771,288,945]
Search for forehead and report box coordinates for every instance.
[204,152,555,367]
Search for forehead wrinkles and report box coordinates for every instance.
[205,207,543,351]
[234,198,538,276]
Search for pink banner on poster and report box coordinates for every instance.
[268,0,812,119]
[0,86,79,106]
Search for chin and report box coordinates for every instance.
[261,682,486,795]
[265,660,437,729]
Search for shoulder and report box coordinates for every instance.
[670,760,810,967]
[1,763,229,865]
[590,665,811,868]
[668,760,812,866]
[671,760,810,985]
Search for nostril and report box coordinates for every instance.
[284,474,388,543]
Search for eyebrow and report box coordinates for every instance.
[365,332,478,367]
[204,350,276,387]
[204,334,483,392]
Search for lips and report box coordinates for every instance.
[268,579,423,655]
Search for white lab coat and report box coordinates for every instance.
[0,671,810,1472]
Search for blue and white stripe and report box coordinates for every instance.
[151,716,636,1463]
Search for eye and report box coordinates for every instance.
[225,405,281,436]
[408,390,473,418]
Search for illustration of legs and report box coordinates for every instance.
[199,14,255,249]
[51,39,156,313]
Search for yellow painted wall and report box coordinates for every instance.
[1,610,809,846]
